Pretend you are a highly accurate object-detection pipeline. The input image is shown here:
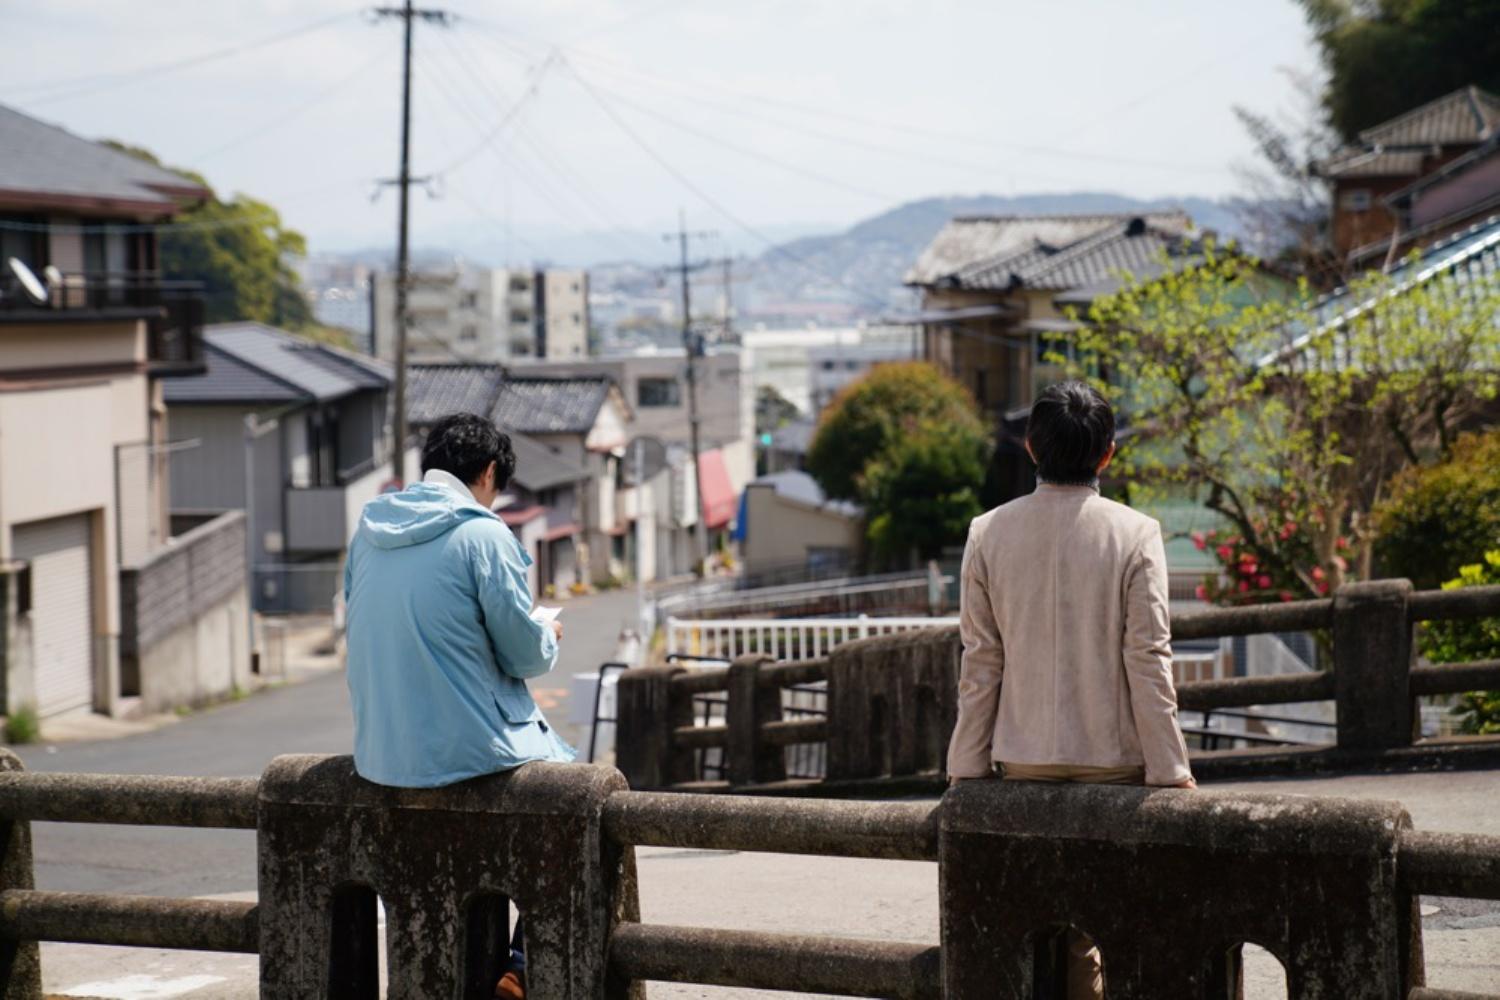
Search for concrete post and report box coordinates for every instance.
[726,655,782,786]
[257,755,635,1000]
[1333,579,1417,752]
[615,666,692,789]
[941,782,1423,999]
[0,749,41,1000]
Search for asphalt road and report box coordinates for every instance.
[13,586,643,899]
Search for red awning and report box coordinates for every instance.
[499,505,546,528]
[698,449,737,530]
[543,522,582,542]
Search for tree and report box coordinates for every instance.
[807,362,985,501]
[1065,242,1500,604]
[1297,0,1500,140]
[1421,552,1500,733]
[808,363,991,563]
[755,385,800,438]
[103,141,327,336]
[1374,431,1500,589]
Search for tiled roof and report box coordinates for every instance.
[492,376,613,436]
[0,104,208,214]
[1385,133,1500,208]
[508,433,588,491]
[906,212,1192,287]
[1358,86,1500,148]
[1315,86,1500,180]
[927,217,1197,293]
[162,345,304,405]
[165,323,389,405]
[1316,147,1428,179]
[406,363,507,428]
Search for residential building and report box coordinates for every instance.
[515,348,757,492]
[1314,85,1500,266]
[736,470,862,578]
[371,265,589,364]
[0,103,252,719]
[164,323,412,613]
[807,340,916,414]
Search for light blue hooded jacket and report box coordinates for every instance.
[343,474,574,787]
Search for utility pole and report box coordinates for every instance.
[663,210,715,576]
[720,255,734,342]
[374,1,448,484]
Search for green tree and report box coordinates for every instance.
[807,361,986,501]
[1374,431,1500,589]
[1065,243,1500,604]
[1297,0,1500,139]
[807,363,991,563]
[103,141,324,335]
[1421,552,1500,734]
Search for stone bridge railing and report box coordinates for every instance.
[618,580,1500,792]
[0,750,1497,998]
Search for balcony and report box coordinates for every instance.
[0,269,205,376]
[284,447,419,553]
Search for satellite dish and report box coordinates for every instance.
[625,435,668,484]
[7,258,47,307]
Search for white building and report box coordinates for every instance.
[371,265,589,364]
[739,324,919,417]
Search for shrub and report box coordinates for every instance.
[4,705,40,745]
[1421,551,1500,734]
[1374,432,1500,590]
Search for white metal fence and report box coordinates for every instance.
[666,615,961,662]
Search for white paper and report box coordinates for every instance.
[530,605,562,625]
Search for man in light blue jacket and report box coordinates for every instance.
[344,412,570,1000]
[344,412,572,788]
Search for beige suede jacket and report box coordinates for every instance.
[945,483,1193,786]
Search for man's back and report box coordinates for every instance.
[947,482,1192,786]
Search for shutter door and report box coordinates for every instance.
[13,514,94,717]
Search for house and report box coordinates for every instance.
[0,103,255,719]
[906,213,1200,498]
[1313,85,1500,266]
[163,323,413,613]
[735,470,863,579]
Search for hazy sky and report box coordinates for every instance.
[4,1,1319,261]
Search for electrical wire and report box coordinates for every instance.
[10,9,357,107]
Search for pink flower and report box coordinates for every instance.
[1238,580,1251,594]
[1279,590,1294,602]
[1194,584,1207,601]
[1216,544,1234,562]
[1192,532,1207,551]
[1257,574,1272,589]
[1311,565,1326,582]
[1333,555,1348,572]
[1279,522,1296,540]
[1239,558,1258,575]
[1316,581,1330,595]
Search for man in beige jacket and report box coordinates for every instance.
[947,381,1194,999]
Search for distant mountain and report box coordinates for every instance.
[745,192,1248,317]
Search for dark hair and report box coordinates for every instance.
[420,413,515,490]
[1025,381,1115,485]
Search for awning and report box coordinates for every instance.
[698,449,737,530]
[543,522,582,542]
[498,504,546,528]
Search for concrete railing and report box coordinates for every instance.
[0,748,1497,998]
[619,580,1500,791]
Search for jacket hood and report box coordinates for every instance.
[356,481,495,550]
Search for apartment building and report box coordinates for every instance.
[371,264,589,363]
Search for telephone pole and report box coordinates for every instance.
[374,1,449,484]
[664,210,715,575]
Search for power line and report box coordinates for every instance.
[11,9,356,107]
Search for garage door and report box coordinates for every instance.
[12,514,94,717]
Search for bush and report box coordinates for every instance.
[1421,551,1500,734]
[4,705,39,745]
[1374,432,1500,590]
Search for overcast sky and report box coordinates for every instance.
[4,1,1319,261]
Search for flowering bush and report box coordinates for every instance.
[1191,516,1354,605]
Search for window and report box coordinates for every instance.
[1340,188,1372,211]
[821,360,836,371]
[509,276,530,292]
[511,310,531,324]
[460,292,478,309]
[459,325,478,342]
[637,377,682,408]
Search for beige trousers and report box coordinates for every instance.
[1000,761,1145,1000]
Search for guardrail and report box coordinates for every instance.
[620,579,1500,791]
[0,750,1495,998]
[655,569,947,624]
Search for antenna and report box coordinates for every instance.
[7,258,48,307]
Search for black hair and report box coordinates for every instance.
[420,413,515,490]
[1025,381,1115,485]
